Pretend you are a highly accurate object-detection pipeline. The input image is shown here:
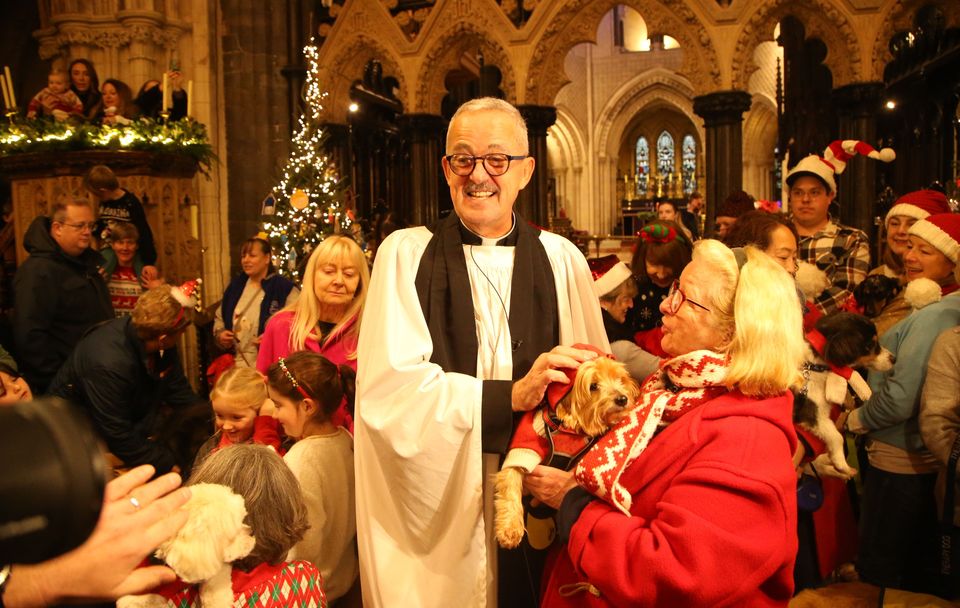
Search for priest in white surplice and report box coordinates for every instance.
[355,98,609,607]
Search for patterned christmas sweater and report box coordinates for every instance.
[147,560,326,607]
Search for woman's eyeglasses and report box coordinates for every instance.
[664,280,711,314]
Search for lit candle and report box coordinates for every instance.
[3,66,15,109]
[186,80,193,117]
[189,204,199,239]
[161,72,171,113]
[0,75,10,110]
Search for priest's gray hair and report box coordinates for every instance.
[447,97,529,156]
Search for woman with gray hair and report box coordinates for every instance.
[531,240,806,607]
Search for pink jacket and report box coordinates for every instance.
[541,391,798,608]
[256,310,359,431]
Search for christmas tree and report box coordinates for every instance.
[262,42,352,282]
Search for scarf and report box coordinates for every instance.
[414,211,559,379]
[576,350,730,515]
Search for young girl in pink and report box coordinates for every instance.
[193,366,282,467]
[266,351,359,605]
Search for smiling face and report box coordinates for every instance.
[241,242,271,280]
[886,215,918,258]
[442,109,535,238]
[903,235,956,284]
[70,63,90,92]
[269,390,307,440]
[212,396,258,444]
[645,261,674,288]
[113,238,138,267]
[659,259,726,356]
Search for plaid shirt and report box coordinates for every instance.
[798,219,871,315]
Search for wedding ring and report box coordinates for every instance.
[129,496,142,510]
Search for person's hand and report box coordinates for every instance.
[140,265,160,283]
[259,398,276,417]
[524,465,579,510]
[511,346,598,412]
[4,465,191,607]
[51,109,69,122]
[168,71,183,92]
[809,452,857,480]
[216,329,235,349]
[251,335,262,346]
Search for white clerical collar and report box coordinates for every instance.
[460,215,517,246]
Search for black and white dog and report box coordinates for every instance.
[795,312,895,478]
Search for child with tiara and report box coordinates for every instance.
[193,366,282,468]
[266,351,359,605]
[627,219,693,356]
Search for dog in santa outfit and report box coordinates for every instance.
[494,345,639,549]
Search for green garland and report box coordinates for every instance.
[0,117,215,172]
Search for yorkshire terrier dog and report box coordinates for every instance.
[853,274,902,318]
[494,354,639,549]
[796,313,895,479]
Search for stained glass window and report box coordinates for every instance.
[635,136,649,197]
[656,131,675,182]
[682,134,697,194]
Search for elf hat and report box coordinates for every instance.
[588,255,633,298]
[886,189,951,223]
[907,213,960,263]
[545,344,613,410]
[786,140,896,193]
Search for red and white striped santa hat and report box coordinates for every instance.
[786,139,895,193]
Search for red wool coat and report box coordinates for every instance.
[541,391,798,608]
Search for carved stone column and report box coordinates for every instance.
[400,113,447,227]
[517,105,557,228]
[693,90,752,237]
[833,82,884,236]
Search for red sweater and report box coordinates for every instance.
[541,391,798,607]
[150,560,326,607]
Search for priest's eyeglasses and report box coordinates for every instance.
[445,153,527,177]
[665,280,711,314]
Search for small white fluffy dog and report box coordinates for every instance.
[494,355,639,549]
[118,483,256,608]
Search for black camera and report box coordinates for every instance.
[0,399,107,564]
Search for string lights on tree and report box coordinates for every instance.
[261,42,352,282]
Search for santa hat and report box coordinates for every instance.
[907,213,960,263]
[588,255,633,298]
[544,344,613,410]
[171,278,202,310]
[786,140,896,193]
[885,189,951,223]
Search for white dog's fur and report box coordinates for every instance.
[494,357,639,549]
[117,483,256,608]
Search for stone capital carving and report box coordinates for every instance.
[693,90,752,125]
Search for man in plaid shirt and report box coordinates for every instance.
[787,162,870,315]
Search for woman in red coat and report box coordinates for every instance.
[530,240,806,607]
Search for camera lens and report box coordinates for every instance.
[0,398,107,564]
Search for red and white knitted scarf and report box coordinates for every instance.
[575,349,730,515]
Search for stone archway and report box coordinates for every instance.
[548,107,588,222]
[413,21,518,113]
[742,96,778,202]
[526,0,721,106]
[870,0,960,81]
[730,0,861,91]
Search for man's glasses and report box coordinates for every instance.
[664,280,711,314]
[445,153,527,177]
[58,221,97,232]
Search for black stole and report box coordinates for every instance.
[414,212,559,381]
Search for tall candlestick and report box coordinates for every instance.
[186,80,193,117]
[0,75,10,110]
[3,66,15,108]
[161,73,171,113]
[189,204,199,239]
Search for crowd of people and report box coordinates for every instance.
[1,94,959,608]
[23,57,189,124]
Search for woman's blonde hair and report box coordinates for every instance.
[694,240,804,397]
[285,235,369,358]
[210,366,267,412]
[188,444,308,570]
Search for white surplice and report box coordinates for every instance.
[355,226,609,607]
